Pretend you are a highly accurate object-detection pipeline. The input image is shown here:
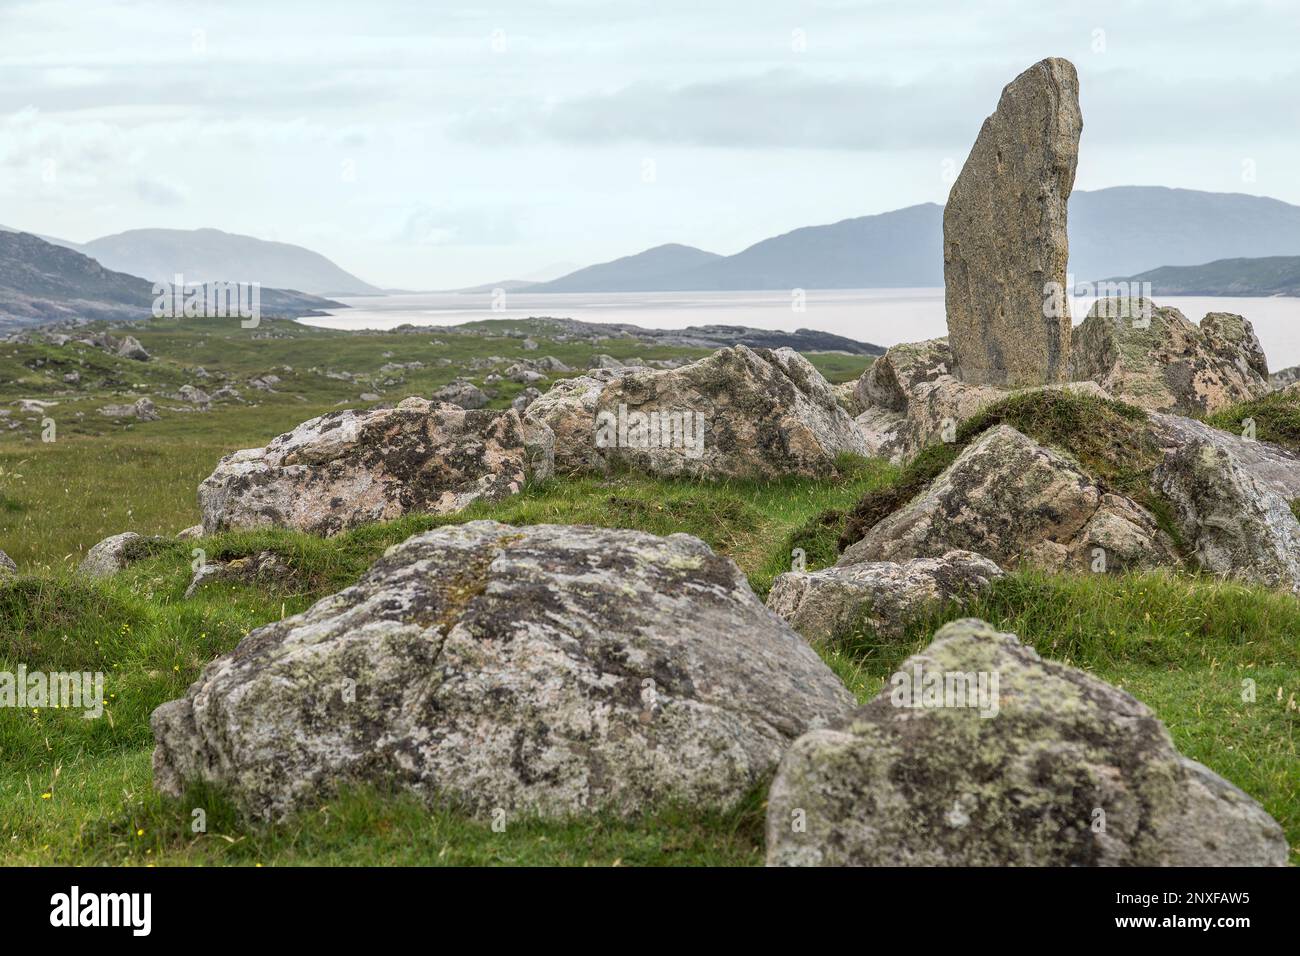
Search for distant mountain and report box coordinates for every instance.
[525,187,1300,292]
[1114,255,1300,297]
[527,243,723,293]
[77,228,382,297]
[0,231,344,331]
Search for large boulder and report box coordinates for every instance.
[944,58,1081,387]
[839,424,1179,573]
[1153,421,1300,593]
[1071,298,1269,415]
[766,618,1288,866]
[525,346,869,479]
[199,399,537,536]
[767,550,1003,643]
[151,522,854,820]
[430,380,488,410]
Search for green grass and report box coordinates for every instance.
[1207,387,1300,452]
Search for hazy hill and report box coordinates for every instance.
[1115,255,1300,297]
[527,243,723,293]
[0,231,343,330]
[525,187,1300,292]
[76,228,382,297]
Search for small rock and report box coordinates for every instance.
[0,550,16,578]
[767,550,1003,643]
[78,532,141,580]
[430,380,488,410]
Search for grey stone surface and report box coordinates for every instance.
[152,522,854,820]
[766,618,1288,866]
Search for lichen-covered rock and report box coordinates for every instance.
[767,550,1003,643]
[839,424,1179,572]
[850,336,1108,464]
[944,58,1081,386]
[1153,424,1300,593]
[1071,298,1269,415]
[766,618,1288,867]
[151,521,854,820]
[1151,413,1300,502]
[78,532,141,579]
[0,549,16,578]
[199,399,536,536]
[525,346,869,479]
[184,550,292,599]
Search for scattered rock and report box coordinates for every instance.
[199,399,536,536]
[15,398,58,414]
[177,525,203,540]
[430,380,488,410]
[1071,298,1269,415]
[511,386,542,413]
[767,550,1003,643]
[177,385,211,405]
[249,374,280,392]
[211,386,242,402]
[98,397,159,421]
[944,58,1081,386]
[766,618,1288,866]
[184,550,291,598]
[0,550,16,578]
[117,335,150,361]
[78,532,141,580]
[1270,364,1300,390]
[63,371,80,385]
[151,522,854,820]
[839,424,1179,572]
[358,392,380,402]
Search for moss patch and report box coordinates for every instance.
[840,389,1163,550]
[1206,388,1300,453]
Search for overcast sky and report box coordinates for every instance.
[1,0,1297,289]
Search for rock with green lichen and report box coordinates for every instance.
[1153,423,1300,593]
[525,345,869,479]
[151,521,854,820]
[1071,298,1269,416]
[198,399,537,537]
[766,618,1288,866]
[838,424,1179,573]
[767,550,1003,643]
[944,58,1080,387]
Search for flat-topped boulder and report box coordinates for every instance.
[766,618,1288,866]
[944,58,1081,387]
[199,399,536,536]
[151,522,854,820]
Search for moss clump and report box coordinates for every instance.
[840,389,1162,550]
[1206,388,1300,453]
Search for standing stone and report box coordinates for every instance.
[944,58,1082,387]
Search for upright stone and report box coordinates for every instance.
[944,58,1082,387]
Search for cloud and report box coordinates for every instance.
[132,176,188,206]
[448,65,1300,152]
[396,203,522,246]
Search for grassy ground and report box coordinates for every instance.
[0,319,1295,865]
